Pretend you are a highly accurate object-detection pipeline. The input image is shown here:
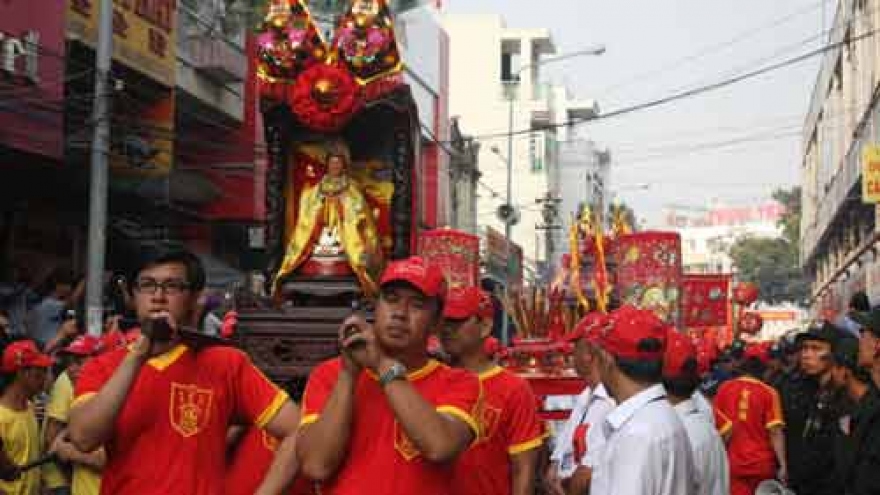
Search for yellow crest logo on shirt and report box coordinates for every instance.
[393,421,421,461]
[477,404,502,443]
[169,383,214,438]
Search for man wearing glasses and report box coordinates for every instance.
[68,247,302,495]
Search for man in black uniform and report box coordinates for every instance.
[830,334,880,495]
[777,322,848,495]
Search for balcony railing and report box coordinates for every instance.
[801,122,864,264]
[177,4,247,83]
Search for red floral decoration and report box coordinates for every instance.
[290,64,363,132]
[733,282,759,306]
[739,311,763,335]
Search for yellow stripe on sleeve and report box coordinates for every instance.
[70,392,96,409]
[299,413,320,427]
[508,432,549,455]
[437,405,480,438]
[255,390,289,428]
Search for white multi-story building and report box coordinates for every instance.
[552,140,611,268]
[443,14,599,281]
[665,201,785,274]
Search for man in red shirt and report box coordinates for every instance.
[68,247,301,495]
[440,286,546,495]
[714,347,787,495]
[296,256,482,495]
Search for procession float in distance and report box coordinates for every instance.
[232,0,764,406]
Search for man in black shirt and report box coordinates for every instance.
[830,334,880,495]
[778,323,848,495]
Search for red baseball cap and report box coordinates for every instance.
[1,341,53,373]
[595,305,667,361]
[379,256,447,301]
[663,329,698,379]
[562,312,611,343]
[99,330,131,354]
[60,335,100,357]
[443,287,493,320]
[743,343,770,364]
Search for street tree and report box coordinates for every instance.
[729,187,808,305]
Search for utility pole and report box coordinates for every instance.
[85,0,114,337]
[535,192,562,282]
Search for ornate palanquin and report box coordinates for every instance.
[237,0,422,386]
[256,0,419,302]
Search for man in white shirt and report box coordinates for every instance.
[589,306,696,495]
[663,329,730,495]
[545,313,616,495]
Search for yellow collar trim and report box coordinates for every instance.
[147,344,188,371]
[367,359,441,382]
[478,365,504,381]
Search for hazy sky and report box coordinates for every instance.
[445,0,834,226]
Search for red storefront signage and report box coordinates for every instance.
[0,1,65,159]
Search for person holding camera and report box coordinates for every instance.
[296,256,482,495]
[67,247,302,495]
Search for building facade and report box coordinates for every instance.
[552,139,611,268]
[443,13,599,281]
[0,0,72,278]
[665,201,784,274]
[800,0,880,317]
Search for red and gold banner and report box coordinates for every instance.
[614,232,682,325]
[418,229,480,289]
[681,274,731,328]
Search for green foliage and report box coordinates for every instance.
[772,186,801,245]
[728,187,807,304]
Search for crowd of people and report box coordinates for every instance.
[0,246,878,495]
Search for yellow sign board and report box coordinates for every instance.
[67,0,177,87]
[863,145,880,203]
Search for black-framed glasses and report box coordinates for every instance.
[133,278,191,295]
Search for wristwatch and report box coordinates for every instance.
[379,362,407,387]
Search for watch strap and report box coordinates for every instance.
[379,362,407,387]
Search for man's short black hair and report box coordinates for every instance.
[129,245,206,293]
[663,375,701,398]
[615,356,663,383]
[739,356,766,378]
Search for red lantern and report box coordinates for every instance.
[739,311,763,335]
[733,282,759,306]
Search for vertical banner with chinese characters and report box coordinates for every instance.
[613,231,683,326]
[67,0,177,87]
[418,229,480,289]
[863,145,880,203]
[681,274,731,328]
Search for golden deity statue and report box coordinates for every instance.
[273,143,383,297]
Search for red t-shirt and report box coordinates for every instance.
[300,358,482,495]
[451,366,547,495]
[226,427,315,495]
[714,376,784,477]
[74,345,288,495]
